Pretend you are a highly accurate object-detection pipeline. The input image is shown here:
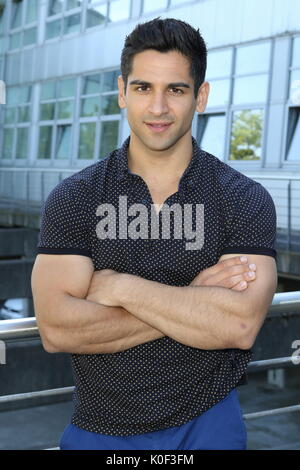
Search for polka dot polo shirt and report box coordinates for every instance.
[37,136,277,436]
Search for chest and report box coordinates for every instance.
[88,179,228,286]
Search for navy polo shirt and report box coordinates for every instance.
[37,136,277,436]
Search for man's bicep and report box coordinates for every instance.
[219,253,277,325]
[31,254,94,300]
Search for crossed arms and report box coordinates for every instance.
[31,252,277,354]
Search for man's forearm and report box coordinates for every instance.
[44,294,164,354]
[115,275,250,350]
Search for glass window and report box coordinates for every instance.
[19,85,31,103]
[63,12,81,34]
[66,0,83,9]
[206,49,232,79]
[55,124,71,159]
[18,104,30,122]
[101,94,119,115]
[41,81,56,100]
[233,75,268,104]
[78,122,96,159]
[0,1,7,35]
[81,96,100,116]
[108,0,130,23]
[2,128,14,159]
[4,108,16,124]
[99,121,119,158]
[11,0,23,30]
[58,78,76,97]
[289,70,300,104]
[86,3,107,28]
[286,107,300,161]
[9,31,21,49]
[23,26,37,46]
[82,73,101,94]
[40,102,55,121]
[57,99,74,119]
[207,79,230,107]
[229,109,263,160]
[292,36,300,68]
[16,127,28,158]
[235,42,271,75]
[46,18,61,39]
[26,0,38,23]
[38,126,53,159]
[143,0,168,13]
[7,86,19,105]
[102,70,119,92]
[197,114,226,160]
[48,0,64,16]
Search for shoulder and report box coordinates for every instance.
[45,150,117,210]
[199,149,273,207]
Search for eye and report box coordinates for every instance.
[136,85,150,92]
[170,87,184,95]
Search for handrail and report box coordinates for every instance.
[1,291,300,341]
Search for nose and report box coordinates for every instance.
[148,91,169,116]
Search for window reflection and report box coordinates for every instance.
[286,108,300,161]
[55,125,72,159]
[235,42,271,75]
[207,79,230,107]
[99,121,119,158]
[108,0,130,22]
[78,122,96,159]
[86,3,107,28]
[233,75,268,105]
[197,114,226,160]
[206,49,232,79]
[11,0,23,30]
[229,109,263,160]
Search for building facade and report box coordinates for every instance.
[0,0,299,240]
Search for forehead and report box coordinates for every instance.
[130,49,193,83]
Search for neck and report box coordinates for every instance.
[127,131,193,184]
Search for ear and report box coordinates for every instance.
[195,81,210,114]
[118,75,127,109]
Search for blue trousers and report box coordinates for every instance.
[59,388,247,450]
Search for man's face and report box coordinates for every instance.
[118,49,209,152]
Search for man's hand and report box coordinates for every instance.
[190,256,256,291]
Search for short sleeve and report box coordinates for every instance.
[37,178,92,258]
[221,183,277,259]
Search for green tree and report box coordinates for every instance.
[229,110,263,160]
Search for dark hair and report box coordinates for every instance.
[121,17,207,98]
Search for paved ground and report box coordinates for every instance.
[0,370,299,450]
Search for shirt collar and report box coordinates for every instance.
[115,135,202,187]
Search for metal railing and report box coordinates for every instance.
[0,291,299,431]
[1,291,300,342]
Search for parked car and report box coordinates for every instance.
[0,298,26,320]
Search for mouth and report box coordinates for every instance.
[144,122,173,133]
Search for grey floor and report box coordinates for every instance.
[0,370,299,450]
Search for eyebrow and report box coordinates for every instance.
[129,79,191,89]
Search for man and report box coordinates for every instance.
[31,18,277,450]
